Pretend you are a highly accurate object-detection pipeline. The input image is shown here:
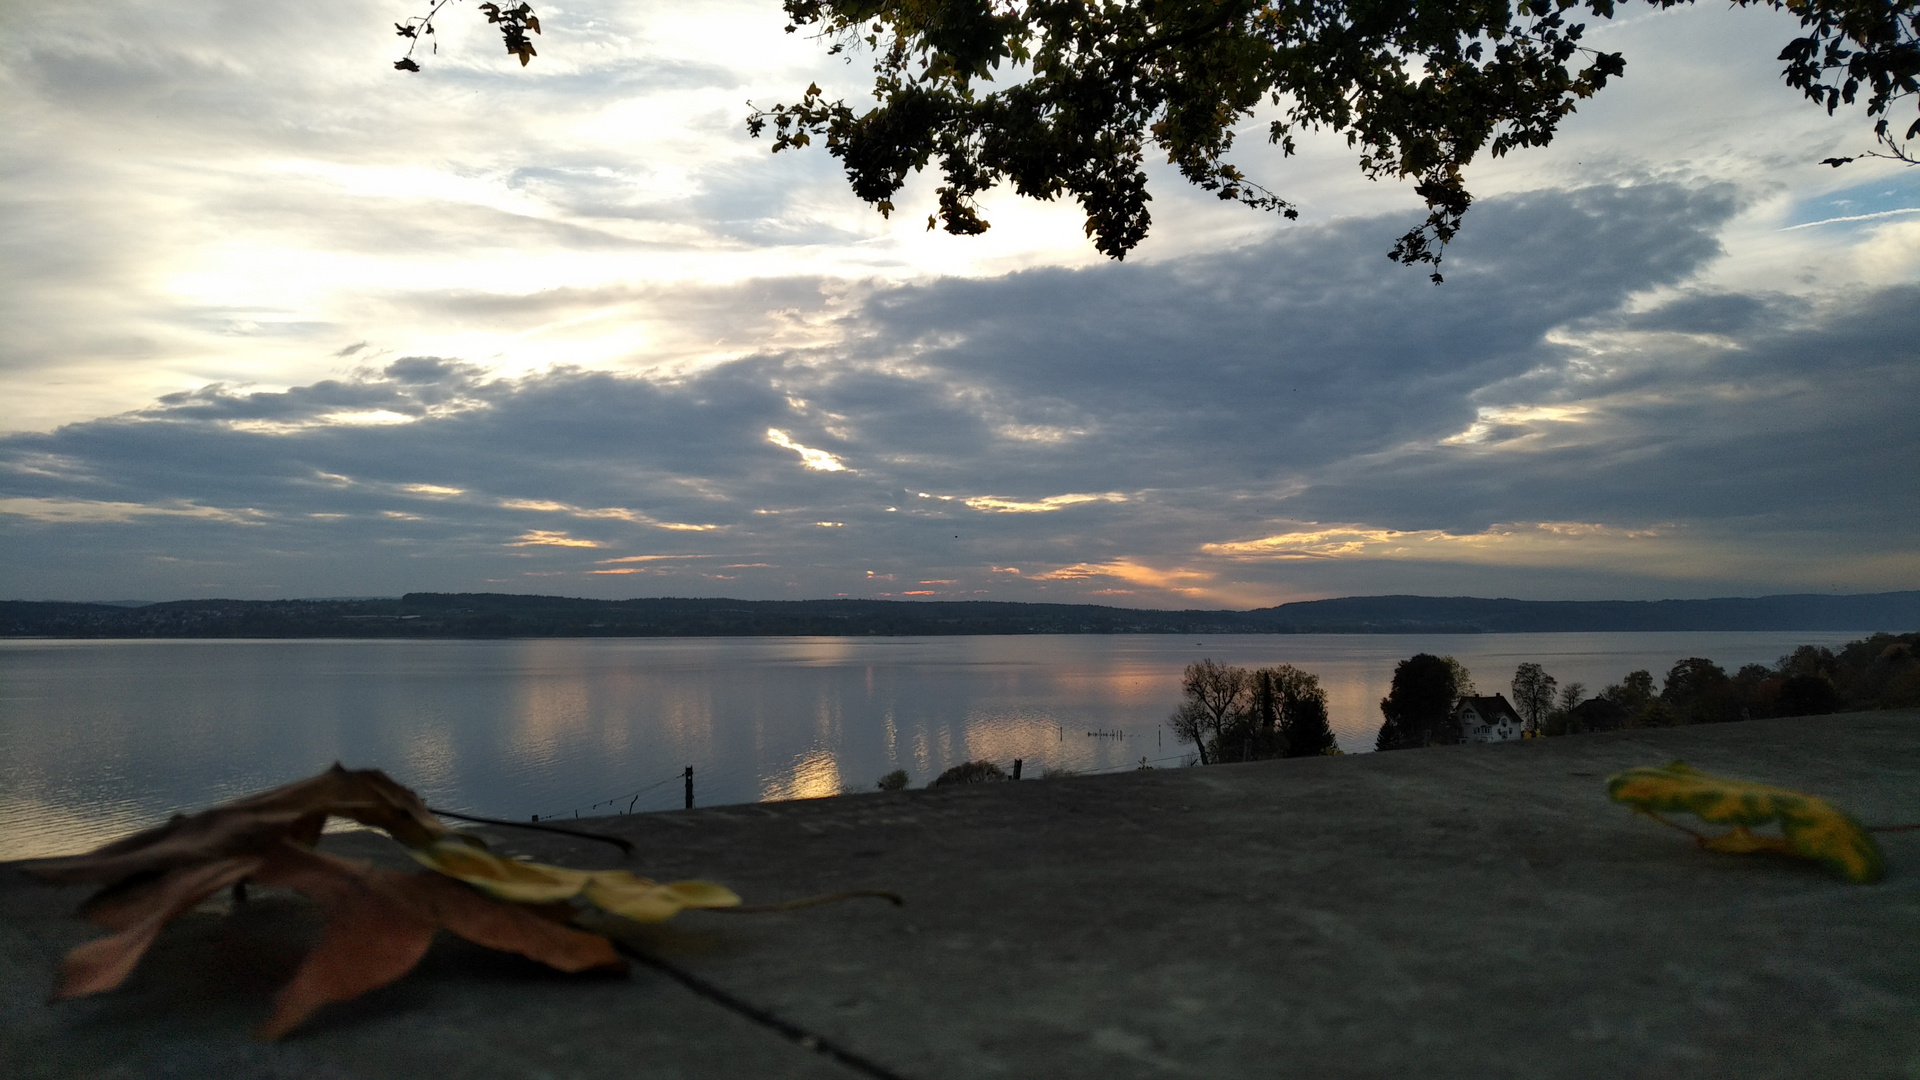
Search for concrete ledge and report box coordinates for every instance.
[6,711,1918,1079]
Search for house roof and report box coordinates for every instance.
[1569,697,1630,721]
[1456,695,1523,724]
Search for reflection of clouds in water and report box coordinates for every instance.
[1046,672,1164,707]
[1318,671,1395,754]
[959,706,1074,774]
[3,632,1865,856]
[910,722,932,778]
[402,725,458,790]
[0,791,169,862]
[509,672,593,771]
[811,687,844,741]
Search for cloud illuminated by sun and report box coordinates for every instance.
[596,554,707,564]
[963,492,1127,513]
[1441,405,1593,445]
[0,497,257,525]
[1202,521,1674,566]
[498,498,717,532]
[1029,558,1220,599]
[766,429,850,472]
[508,530,601,548]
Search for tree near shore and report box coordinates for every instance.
[1168,658,1250,765]
[1376,653,1466,750]
[1169,659,1334,762]
[1511,662,1559,735]
[1273,666,1338,757]
[400,0,1920,274]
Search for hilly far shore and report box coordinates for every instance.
[4,590,1917,639]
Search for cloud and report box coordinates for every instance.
[766,429,851,472]
[508,531,602,548]
[963,493,1128,514]
[597,554,708,564]
[0,498,260,526]
[1202,521,1679,567]
[1,186,1914,604]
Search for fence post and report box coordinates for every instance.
[1012,758,1022,780]
[684,766,694,809]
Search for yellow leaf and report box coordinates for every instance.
[1698,826,1795,857]
[407,840,738,919]
[581,873,741,922]
[1607,761,1884,882]
[406,839,589,903]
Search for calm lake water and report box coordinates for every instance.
[0,631,1868,860]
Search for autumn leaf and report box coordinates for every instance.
[1607,761,1885,883]
[58,856,263,1000]
[17,765,733,1037]
[20,764,463,886]
[405,837,741,920]
[247,840,623,1039]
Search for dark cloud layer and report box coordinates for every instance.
[4,184,1914,604]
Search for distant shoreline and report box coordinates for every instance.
[4,590,1916,639]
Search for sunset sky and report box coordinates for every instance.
[3,0,1916,607]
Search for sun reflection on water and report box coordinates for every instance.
[761,747,843,801]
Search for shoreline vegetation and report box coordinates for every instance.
[4,590,1917,639]
[1508,631,1920,738]
[888,629,1920,790]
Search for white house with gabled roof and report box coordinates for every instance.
[1456,694,1525,742]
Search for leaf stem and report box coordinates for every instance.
[708,889,906,914]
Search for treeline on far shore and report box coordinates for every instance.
[5,590,1919,638]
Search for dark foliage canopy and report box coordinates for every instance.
[1375,652,1461,750]
[932,759,1010,784]
[398,0,1920,278]
[1167,659,1332,761]
[1548,630,1917,734]
[1276,681,1338,756]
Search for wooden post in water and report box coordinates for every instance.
[684,766,694,809]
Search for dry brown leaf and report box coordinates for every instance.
[55,856,262,1000]
[18,765,674,1037]
[19,765,459,886]
[47,839,626,1039]
[249,840,623,1039]
[24,765,881,1039]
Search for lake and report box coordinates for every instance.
[0,631,1869,860]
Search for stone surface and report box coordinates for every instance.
[5,711,1918,1079]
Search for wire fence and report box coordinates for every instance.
[1075,752,1196,774]
[528,771,686,821]
[494,743,1200,825]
